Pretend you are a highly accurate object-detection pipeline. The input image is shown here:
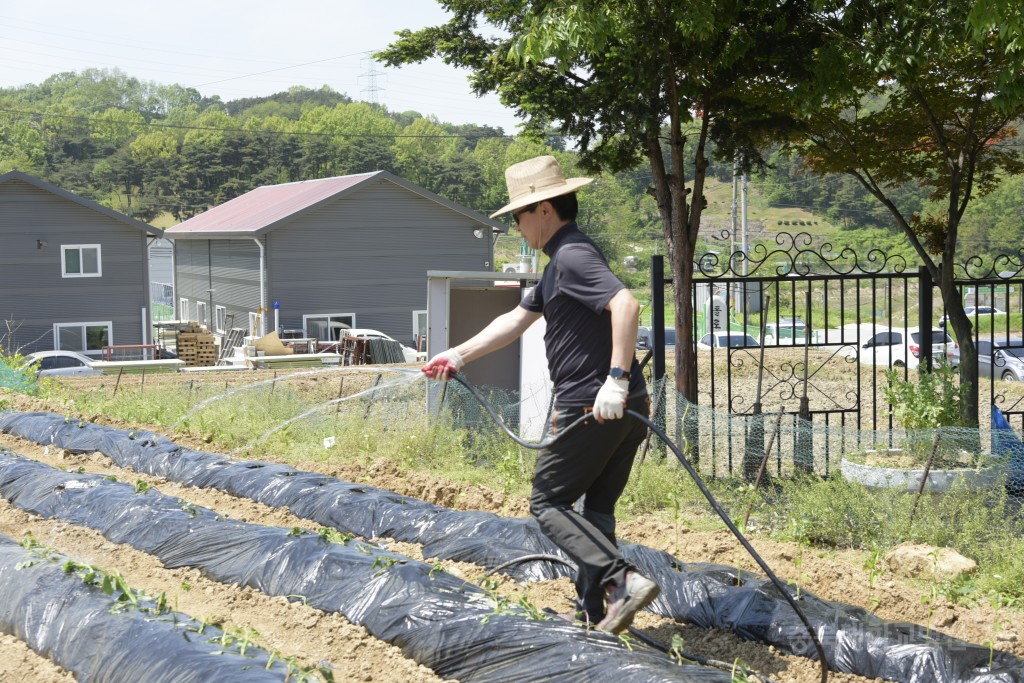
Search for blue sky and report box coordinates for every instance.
[0,1,522,132]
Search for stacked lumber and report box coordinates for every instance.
[176,323,217,367]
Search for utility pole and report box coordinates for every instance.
[741,170,749,277]
[738,165,749,314]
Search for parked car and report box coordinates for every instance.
[344,329,424,363]
[761,317,808,345]
[636,325,677,353]
[24,350,103,377]
[846,326,959,369]
[697,331,759,350]
[978,338,1024,382]
[941,305,1006,325]
[966,305,1005,316]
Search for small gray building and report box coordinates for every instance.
[0,170,162,356]
[165,171,506,347]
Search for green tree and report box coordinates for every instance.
[794,0,1024,425]
[956,174,1024,257]
[89,107,145,150]
[0,107,46,173]
[393,116,458,186]
[379,0,826,401]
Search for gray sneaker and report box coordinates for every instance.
[596,571,660,634]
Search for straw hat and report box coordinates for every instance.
[490,155,593,218]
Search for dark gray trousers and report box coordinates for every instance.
[530,394,649,621]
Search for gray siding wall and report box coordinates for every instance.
[268,179,492,347]
[0,180,150,355]
[173,238,261,332]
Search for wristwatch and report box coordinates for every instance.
[609,366,630,381]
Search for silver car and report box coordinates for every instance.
[979,339,1024,382]
[762,317,808,345]
[636,326,677,353]
[25,350,103,377]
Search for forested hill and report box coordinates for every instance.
[1,69,1020,271]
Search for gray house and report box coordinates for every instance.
[0,170,162,356]
[165,171,506,348]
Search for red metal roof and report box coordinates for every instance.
[168,172,377,234]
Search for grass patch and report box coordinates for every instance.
[771,472,1024,601]
[25,369,1024,606]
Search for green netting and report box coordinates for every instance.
[0,362,36,394]
[424,375,1016,476]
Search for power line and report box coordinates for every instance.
[191,50,376,89]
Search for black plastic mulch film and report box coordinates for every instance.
[1,410,1022,683]
[0,532,289,682]
[0,426,724,683]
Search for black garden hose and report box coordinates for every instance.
[479,553,574,580]
[447,372,829,683]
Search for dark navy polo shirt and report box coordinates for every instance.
[520,222,645,407]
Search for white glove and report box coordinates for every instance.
[593,376,629,422]
[421,348,465,381]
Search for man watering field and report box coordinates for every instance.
[422,155,659,633]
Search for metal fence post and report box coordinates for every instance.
[651,255,665,383]
[919,265,933,372]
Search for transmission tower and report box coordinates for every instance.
[358,55,386,105]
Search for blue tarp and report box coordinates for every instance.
[991,405,1024,490]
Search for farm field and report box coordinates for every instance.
[1,368,1024,682]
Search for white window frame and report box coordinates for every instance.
[196,301,208,327]
[413,309,427,352]
[215,306,227,334]
[302,313,356,342]
[248,312,259,336]
[61,244,102,278]
[180,298,189,321]
[53,321,113,357]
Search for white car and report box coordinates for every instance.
[846,326,959,369]
[344,329,424,363]
[697,331,760,351]
[25,350,104,377]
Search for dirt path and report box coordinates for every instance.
[1,392,1023,681]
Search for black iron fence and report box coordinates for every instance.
[645,234,1024,480]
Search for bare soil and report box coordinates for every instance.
[2,376,1024,682]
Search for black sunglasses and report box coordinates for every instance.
[512,202,539,225]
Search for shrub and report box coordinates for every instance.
[883,364,969,431]
[0,349,38,395]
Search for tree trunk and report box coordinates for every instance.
[672,240,698,402]
[939,280,980,427]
